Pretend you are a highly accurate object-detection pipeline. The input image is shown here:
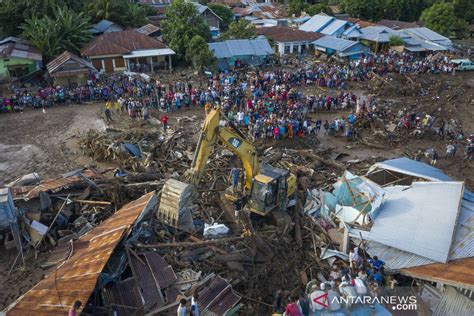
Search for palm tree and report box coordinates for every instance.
[87,0,113,21]
[22,7,92,62]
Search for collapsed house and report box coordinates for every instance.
[3,191,242,315]
[306,157,474,315]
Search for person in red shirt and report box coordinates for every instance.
[161,115,169,131]
[285,296,303,316]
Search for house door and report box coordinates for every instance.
[104,59,114,73]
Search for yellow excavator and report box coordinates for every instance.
[159,109,297,229]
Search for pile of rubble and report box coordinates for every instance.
[2,118,365,314]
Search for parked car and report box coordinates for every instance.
[451,59,474,71]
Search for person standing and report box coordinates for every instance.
[285,296,303,316]
[177,298,187,316]
[230,167,240,193]
[68,301,81,316]
[105,107,113,123]
[190,294,199,316]
[161,114,169,132]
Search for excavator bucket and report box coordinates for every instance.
[157,179,197,232]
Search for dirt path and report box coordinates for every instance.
[0,103,106,183]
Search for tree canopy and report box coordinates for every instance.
[389,35,404,46]
[420,2,468,38]
[220,20,256,40]
[453,0,474,24]
[288,0,308,17]
[306,4,334,16]
[21,7,92,62]
[0,0,86,36]
[208,4,234,30]
[85,0,151,27]
[161,0,211,63]
[186,35,214,72]
[340,0,437,22]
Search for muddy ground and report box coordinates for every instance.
[0,71,473,310]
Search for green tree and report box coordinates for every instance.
[341,0,384,21]
[220,20,256,40]
[0,0,87,36]
[186,35,214,71]
[420,2,468,38]
[306,4,334,16]
[389,35,404,46]
[453,0,474,24]
[288,0,308,17]
[22,7,92,62]
[161,0,211,62]
[121,2,149,27]
[208,4,234,30]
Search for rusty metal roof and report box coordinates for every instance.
[136,24,161,36]
[198,276,241,315]
[5,192,157,315]
[46,51,96,75]
[0,42,42,61]
[80,30,167,57]
[14,167,104,200]
[402,257,474,290]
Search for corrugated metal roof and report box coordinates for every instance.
[81,30,167,57]
[6,192,157,315]
[299,14,335,32]
[354,190,474,272]
[320,19,348,36]
[403,27,453,49]
[19,167,103,200]
[136,23,161,36]
[356,239,435,272]
[312,36,359,52]
[359,26,396,42]
[404,27,448,42]
[367,157,453,182]
[342,25,361,37]
[208,38,273,59]
[198,276,241,315]
[46,51,96,75]
[449,196,474,260]
[402,258,474,289]
[0,42,42,61]
[433,287,474,316]
[367,182,463,263]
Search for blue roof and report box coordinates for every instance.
[292,16,311,24]
[320,19,348,36]
[312,36,359,51]
[342,25,361,37]
[360,26,397,43]
[299,14,334,32]
[370,157,452,181]
[94,20,114,32]
[208,38,273,59]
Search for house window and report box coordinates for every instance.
[284,45,290,54]
[293,44,299,53]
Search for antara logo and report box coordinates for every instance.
[312,292,329,308]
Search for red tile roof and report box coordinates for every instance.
[80,30,167,57]
[257,26,322,42]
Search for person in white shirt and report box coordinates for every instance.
[191,294,199,316]
[177,298,187,316]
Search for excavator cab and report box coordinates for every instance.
[246,165,295,216]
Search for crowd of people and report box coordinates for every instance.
[275,249,389,315]
[0,51,459,114]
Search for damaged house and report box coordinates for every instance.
[307,157,474,315]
